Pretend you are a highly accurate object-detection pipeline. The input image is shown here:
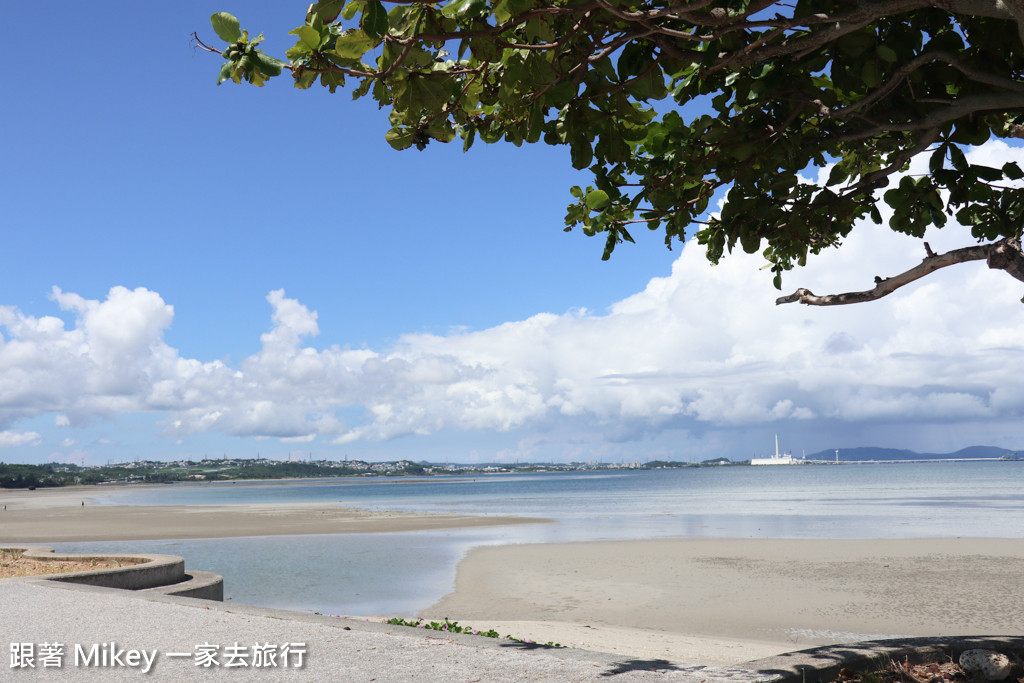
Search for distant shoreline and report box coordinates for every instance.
[3,447,1021,491]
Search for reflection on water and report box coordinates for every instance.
[57,462,1024,616]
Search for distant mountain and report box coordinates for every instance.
[946,446,1018,459]
[806,446,1020,462]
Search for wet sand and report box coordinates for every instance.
[423,537,1024,665]
[0,486,547,542]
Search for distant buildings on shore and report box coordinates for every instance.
[2,444,1019,489]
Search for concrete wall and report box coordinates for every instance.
[2,545,223,601]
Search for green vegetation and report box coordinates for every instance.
[0,463,81,489]
[198,1,1024,305]
[0,457,729,489]
[0,458,427,489]
[385,617,563,647]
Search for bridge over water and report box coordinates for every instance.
[802,457,1006,465]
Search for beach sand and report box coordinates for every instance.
[0,485,547,542]
[4,486,1022,667]
[423,537,1024,665]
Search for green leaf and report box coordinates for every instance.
[602,231,617,260]
[386,5,412,36]
[443,0,488,19]
[254,52,286,77]
[1003,161,1024,180]
[335,29,377,59]
[211,12,242,43]
[628,67,667,101]
[216,61,234,85]
[861,60,882,88]
[290,25,323,52]
[973,165,1003,182]
[495,0,535,22]
[739,232,760,253]
[952,119,990,146]
[342,0,365,20]
[526,104,544,144]
[362,0,389,39]
[585,190,610,210]
[294,67,317,89]
[875,45,898,63]
[468,37,503,61]
[826,164,849,187]
[426,119,455,143]
[617,42,653,80]
[837,32,875,57]
[351,76,373,99]
[404,75,452,112]
[320,70,346,92]
[570,139,593,170]
[309,0,346,22]
[385,127,416,150]
[949,145,968,171]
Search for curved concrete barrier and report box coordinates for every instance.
[143,570,224,601]
[1,545,222,601]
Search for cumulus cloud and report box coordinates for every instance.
[0,431,42,448]
[0,144,1022,456]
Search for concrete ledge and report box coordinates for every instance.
[741,636,1024,683]
[2,545,222,600]
[143,570,224,601]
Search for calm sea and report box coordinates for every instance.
[53,461,1024,616]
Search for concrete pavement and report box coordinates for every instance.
[7,579,1018,682]
[1,580,773,682]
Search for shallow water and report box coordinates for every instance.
[55,461,1024,616]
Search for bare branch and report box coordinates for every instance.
[832,50,1024,122]
[776,237,1024,305]
[191,32,224,54]
[707,0,933,72]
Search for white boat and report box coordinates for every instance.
[750,435,798,465]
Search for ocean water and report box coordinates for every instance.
[53,461,1024,616]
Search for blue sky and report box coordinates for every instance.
[2,2,1023,466]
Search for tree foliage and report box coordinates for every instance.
[197,0,1024,304]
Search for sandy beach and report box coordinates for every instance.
[423,537,1024,665]
[3,486,1022,667]
[0,485,547,542]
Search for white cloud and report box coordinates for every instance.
[0,143,1022,456]
[0,430,42,448]
[281,434,317,444]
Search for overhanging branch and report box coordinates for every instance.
[776,237,1024,305]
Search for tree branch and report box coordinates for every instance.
[831,50,1024,122]
[776,237,1024,305]
[706,0,933,72]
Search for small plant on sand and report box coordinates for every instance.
[385,617,562,648]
